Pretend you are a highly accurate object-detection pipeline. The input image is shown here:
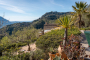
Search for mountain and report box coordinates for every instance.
[33,11,71,23]
[31,11,71,29]
[0,11,71,36]
[0,16,20,28]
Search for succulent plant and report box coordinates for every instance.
[63,34,86,59]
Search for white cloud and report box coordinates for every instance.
[0,1,25,14]
[49,0,64,7]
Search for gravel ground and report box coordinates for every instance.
[20,42,36,52]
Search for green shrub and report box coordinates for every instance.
[68,27,81,35]
[36,28,81,51]
[0,56,20,60]
[16,49,45,60]
[46,28,81,36]
[17,42,27,47]
[30,49,46,60]
[18,52,31,60]
[80,27,90,30]
[36,34,62,50]
[5,42,27,49]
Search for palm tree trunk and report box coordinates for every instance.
[63,28,67,45]
[79,14,81,28]
[65,28,67,44]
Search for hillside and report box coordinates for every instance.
[0,12,71,36]
[0,22,32,36]
[31,12,71,30]
[0,16,19,28]
[33,12,71,23]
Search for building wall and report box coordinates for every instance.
[44,24,58,30]
[39,24,58,36]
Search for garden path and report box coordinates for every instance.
[20,42,37,52]
[80,30,90,59]
[15,42,37,55]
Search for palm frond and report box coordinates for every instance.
[56,16,75,28]
[75,2,79,8]
[72,6,77,11]
[73,1,88,14]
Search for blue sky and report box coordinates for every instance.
[0,0,90,21]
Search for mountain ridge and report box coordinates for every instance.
[0,11,71,36]
[0,16,20,28]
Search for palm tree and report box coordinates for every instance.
[72,1,88,28]
[56,15,75,45]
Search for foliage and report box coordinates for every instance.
[5,42,27,49]
[32,20,45,29]
[0,56,20,60]
[72,2,88,15]
[74,11,90,27]
[0,22,31,35]
[56,15,75,28]
[56,15,76,45]
[68,27,81,35]
[81,13,90,27]
[17,49,46,60]
[80,27,90,30]
[63,34,85,59]
[0,36,11,47]
[0,49,46,60]
[36,28,81,51]
[24,28,39,51]
[0,28,39,55]
[36,34,62,50]
[30,49,46,60]
[17,52,31,60]
[72,1,88,28]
